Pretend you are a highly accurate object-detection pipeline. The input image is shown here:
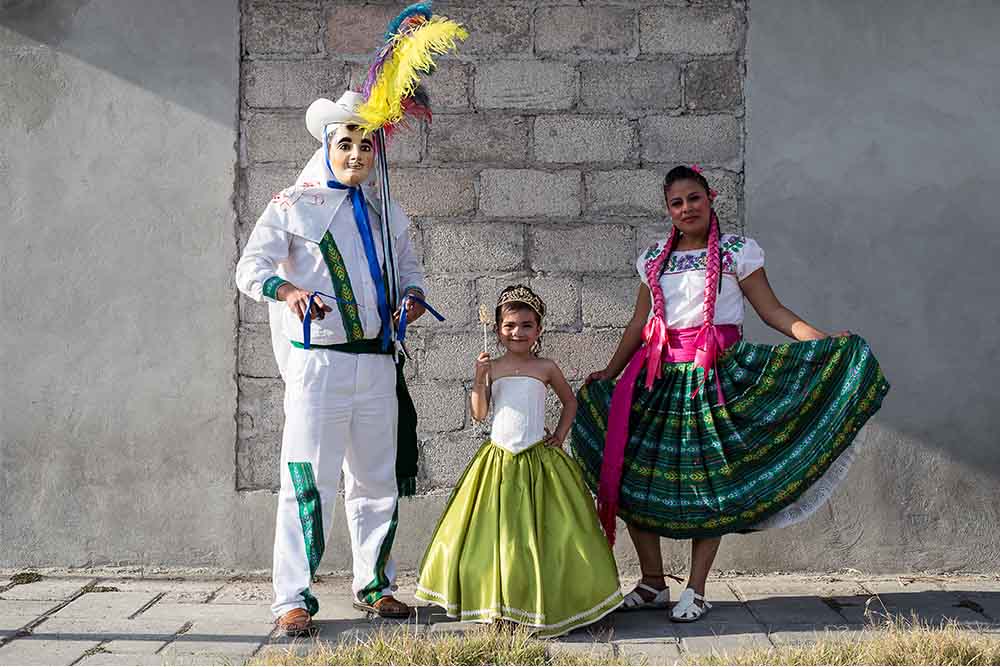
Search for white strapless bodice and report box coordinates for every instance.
[489,376,547,454]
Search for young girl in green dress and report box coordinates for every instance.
[572,166,889,623]
[416,285,623,637]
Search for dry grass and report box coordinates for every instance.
[692,615,1000,666]
[251,615,1000,666]
[252,623,625,666]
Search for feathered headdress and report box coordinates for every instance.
[358,2,468,134]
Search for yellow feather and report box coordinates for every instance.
[359,17,468,131]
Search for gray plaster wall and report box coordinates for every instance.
[742,0,1000,570]
[0,0,273,567]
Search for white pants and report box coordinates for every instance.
[271,346,399,618]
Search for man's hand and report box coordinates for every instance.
[277,283,332,322]
[394,290,426,325]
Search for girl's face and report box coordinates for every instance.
[665,178,712,237]
[329,124,374,186]
[498,307,541,354]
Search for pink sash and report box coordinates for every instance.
[596,323,741,543]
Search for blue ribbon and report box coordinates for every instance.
[397,293,446,344]
[302,290,355,350]
[327,179,393,351]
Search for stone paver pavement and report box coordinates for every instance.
[0,571,997,665]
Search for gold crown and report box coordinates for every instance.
[496,284,546,319]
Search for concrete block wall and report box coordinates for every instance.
[236,0,747,494]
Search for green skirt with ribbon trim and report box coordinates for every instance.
[571,335,890,539]
[415,441,623,638]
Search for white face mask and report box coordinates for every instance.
[326,125,374,187]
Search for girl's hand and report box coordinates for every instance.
[277,283,332,322]
[543,427,565,448]
[474,352,491,383]
[585,368,613,384]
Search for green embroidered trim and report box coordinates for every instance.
[358,504,399,605]
[301,588,319,617]
[263,276,288,300]
[289,461,324,615]
[318,232,365,342]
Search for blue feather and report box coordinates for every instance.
[383,2,433,41]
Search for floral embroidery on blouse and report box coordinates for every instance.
[662,236,746,275]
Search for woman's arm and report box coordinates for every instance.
[586,284,652,382]
[739,268,830,341]
[544,360,578,447]
[470,352,492,421]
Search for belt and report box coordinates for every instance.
[290,338,392,355]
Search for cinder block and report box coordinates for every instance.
[586,170,664,217]
[636,222,673,258]
[546,330,624,380]
[238,325,281,378]
[422,61,470,111]
[535,6,634,55]
[640,114,741,169]
[686,58,743,111]
[245,112,316,164]
[422,223,525,273]
[243,60,346,109]
[237,377,284,441]
[640,6,745,55]
[579,60,682,113]
[422,275,474,328]
[530,224,634,274]
[528,276,580,329]
[385,124,423,165]
[241,165,299,223]
[236,435,280,491]
[391,168,476,217]
[480,169,581,218]
[245,2,321,56]
[326,4,397,55]
[582,279,639,328]
[418,430,483,491]
[409,382,467,432]
[475,61,577,110]
[427,114,528,164]
[420,332,484,381]
[701,168,741,230]
[534,116,634,164]
[441,4,530,55]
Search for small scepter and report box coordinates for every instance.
[478,304,492,353]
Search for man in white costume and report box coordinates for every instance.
[236,91,426,635]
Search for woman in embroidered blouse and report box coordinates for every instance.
[572,166,889,622]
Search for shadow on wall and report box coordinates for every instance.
[0,0,237,126]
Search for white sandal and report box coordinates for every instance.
[620,582,670,611]
[670,587,712,622]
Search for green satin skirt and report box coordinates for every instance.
[415,440,623,638]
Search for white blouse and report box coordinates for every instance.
[636,234,765,329]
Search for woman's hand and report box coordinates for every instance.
[474,352,491,384]
[585,368,614,384]
[830,330,852,338]
[277,283,332,322]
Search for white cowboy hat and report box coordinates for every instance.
[305,91,366,142]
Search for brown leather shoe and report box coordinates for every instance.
[352,595,411,619]
[276,607,314,637]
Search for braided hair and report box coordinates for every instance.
[645,166,724,334]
